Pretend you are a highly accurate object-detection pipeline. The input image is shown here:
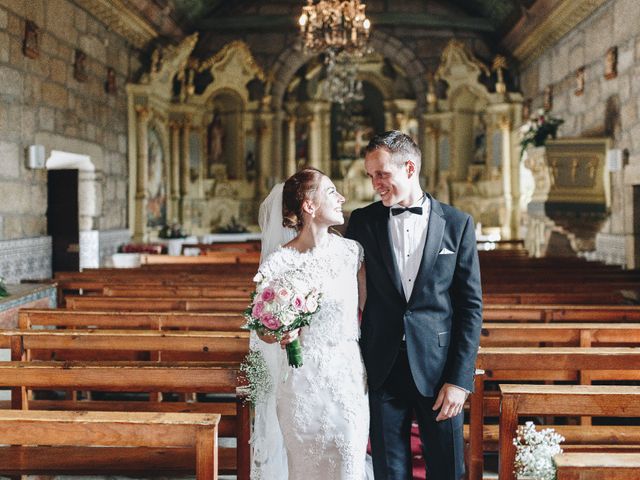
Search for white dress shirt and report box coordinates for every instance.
[389,194,430,302]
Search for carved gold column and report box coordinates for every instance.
[258,109,274,197]
[307,103,322,170]
[180,115,191,223]
[134,106,150,241]
[169,120,181,220]
[499,116,513,239]
[285,115,297,177]
[320,103,331,175]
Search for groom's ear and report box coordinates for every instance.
[406,160,416,178]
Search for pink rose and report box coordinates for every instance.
[260,312,281,331]
[292,294,306,311]
[261,286,276,303]
[252,301,265,318]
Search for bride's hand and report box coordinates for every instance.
[257,331,277,344]
[279,329,300,349]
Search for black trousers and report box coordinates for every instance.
[368,346,465,480]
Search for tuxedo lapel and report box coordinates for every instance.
[408,196,445,306]
[375,205,405,302]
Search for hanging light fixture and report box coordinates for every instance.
[299,0,371,105]
[298,0,371,56]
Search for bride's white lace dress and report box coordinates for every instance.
[257,233,370,479]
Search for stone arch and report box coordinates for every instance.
[268,31,428,113]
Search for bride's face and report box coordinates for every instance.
[311,176,346,226]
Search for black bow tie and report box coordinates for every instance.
[391,206,423,216]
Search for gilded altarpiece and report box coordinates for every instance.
[127,36,266,241]
[423,41,523,239]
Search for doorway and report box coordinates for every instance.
[47,169,79,273]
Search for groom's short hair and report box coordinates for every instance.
[364,130,422,172]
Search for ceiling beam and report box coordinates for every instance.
[195,13,495,33]
[502,0,608,67]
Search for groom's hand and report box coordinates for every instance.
[433,383,468,421]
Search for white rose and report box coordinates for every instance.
[253,272,264,283]
[280,309,296,326]
[305,296,318,313]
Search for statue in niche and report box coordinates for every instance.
[473,114,487,165]
[23,20,39,59]
[207,112,224,177]
[74,49,88,83]
[575,67,585,96]
[604,46,617,80]
[544,85,553,112]
[105,67,117,94]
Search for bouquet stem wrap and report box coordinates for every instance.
[286,338,303,368]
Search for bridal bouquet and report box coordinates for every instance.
[244,272,321,368]
[513,421,564,480]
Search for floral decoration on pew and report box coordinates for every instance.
[519,109,564,160]
[513,421,565,480]
[244,272,321,368]
[0,276,8,298]
[239,350,272,405]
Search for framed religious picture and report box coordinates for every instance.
[544,85,553,112]
[105,67,117,94]
[23,20,39,59]
[74,49,88,82]
[604,46,617,80]
[575,67,585,96]
[147,127,167,228]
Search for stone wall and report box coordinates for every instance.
[0,0,141,243]
[518,0,640,266]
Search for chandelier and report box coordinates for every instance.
[298,0,371,56]
[299,0,371,104]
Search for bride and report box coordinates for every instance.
[250,167,371,479]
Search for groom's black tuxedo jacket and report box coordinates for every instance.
[346,195,483,396]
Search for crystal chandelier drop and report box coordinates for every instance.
[322,50,364,105]
[298,0,371,105]
[298,0,371,56]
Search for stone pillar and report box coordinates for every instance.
[134,106,150,241]
[257,109,274,197]
[169,121,181,220]
[285,116,297,177]
[320,103,332,175]
[307,104,322,170]
[180,116,191,224]
[423,121,438,193]
[271,109,284,181]
[499,117,514,239]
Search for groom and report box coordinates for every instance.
[346,131,482,479]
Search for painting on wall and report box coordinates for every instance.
[23,20,39,59]
[206,112,224,178]
[604,46,617,80]
[189,131,201,183]
[147,127,167,228]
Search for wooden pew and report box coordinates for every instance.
[480,322,640,346]
[0,361,248,479]
[554,452,640,480]
[467,347,640,480]
[498,384,640,480]
[64,295,248,312]
[19,308,245,331]
[0,410,220,480]
[484,304,640,322]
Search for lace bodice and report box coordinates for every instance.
[259,234,364,350]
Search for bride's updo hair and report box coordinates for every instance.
[282,167,325,230]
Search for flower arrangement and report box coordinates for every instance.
[0,276,8,298]
[239,350,272,405]
[513,421,565,480]
[519,109,564,159]
[244,272,321,368]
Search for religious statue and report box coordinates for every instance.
[207,112,225,176]
[473,114,487,165]
[492,55,507,94]
[575,67,585,96]
[74,49,88,82]
[604,46,617,80]
[22,20,39,59]
[543,85,553,112]
[105,67,117,94]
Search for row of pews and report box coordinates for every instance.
[3,246,640,479]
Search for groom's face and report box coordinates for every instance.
[364,148,412,207]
